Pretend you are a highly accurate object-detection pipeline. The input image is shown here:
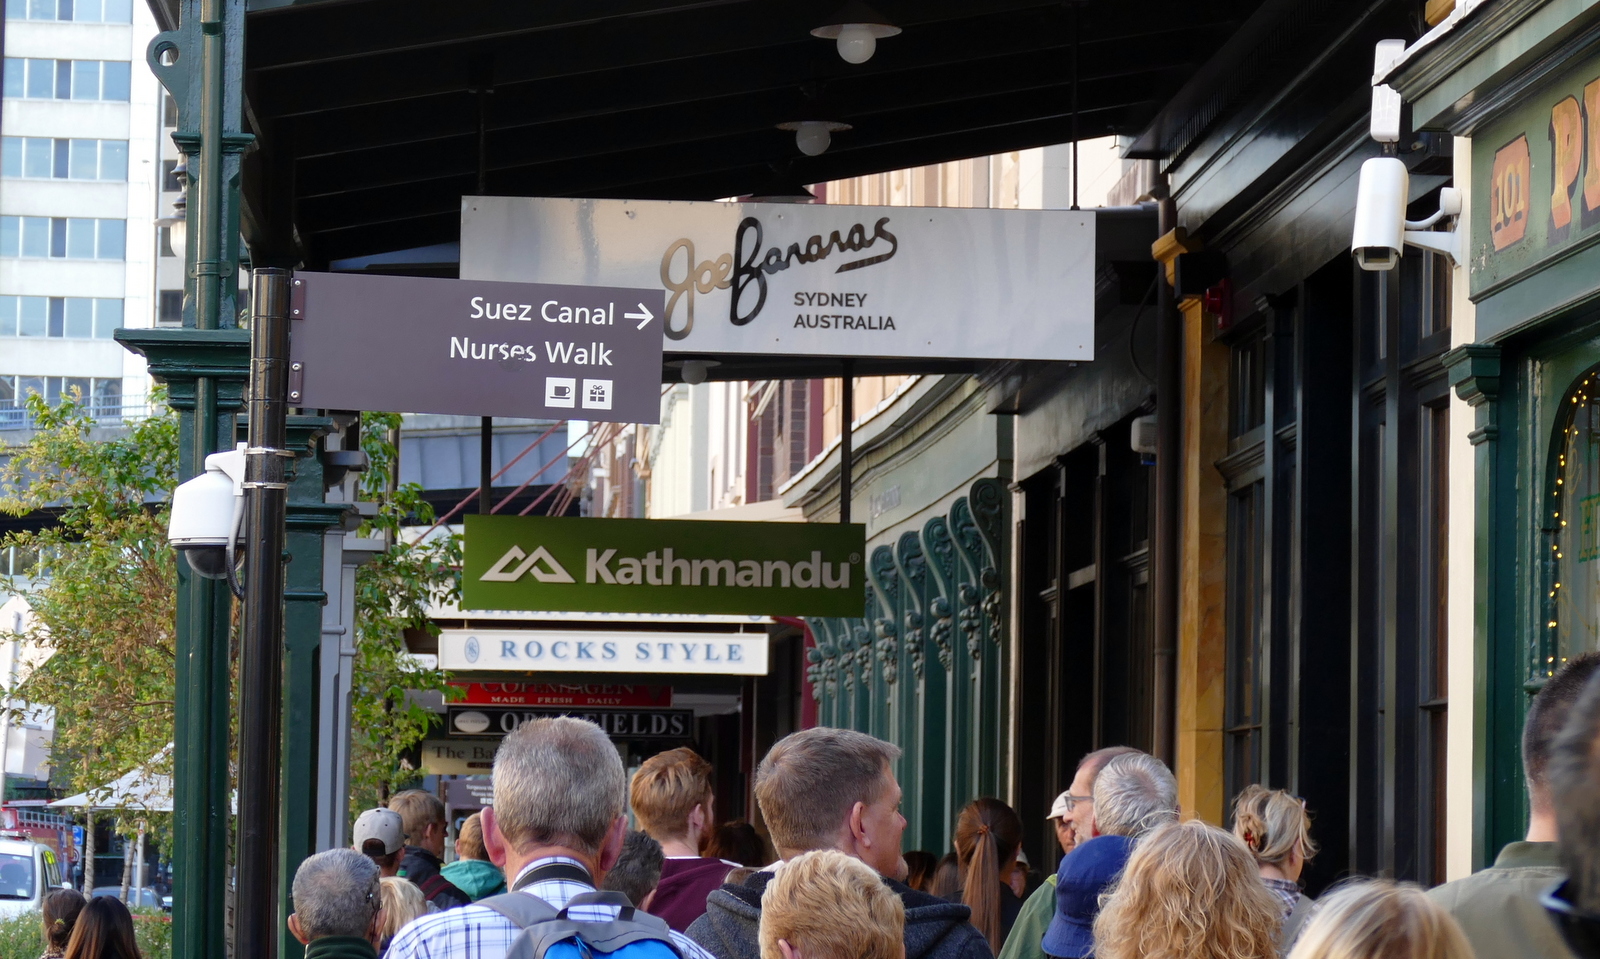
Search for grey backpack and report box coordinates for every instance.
[477,889,685,959]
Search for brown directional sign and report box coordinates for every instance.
[286,271,665,424]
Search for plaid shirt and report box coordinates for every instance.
[384,856,719,959]
[1262,877,1301,917]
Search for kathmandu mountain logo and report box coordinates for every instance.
[480,545,576,584]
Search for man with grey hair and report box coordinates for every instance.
[688,727,990,959]
[1087,753,1178,839]
[287,848,384,959]
[384,717,719,959]
[1041,752,1178,958]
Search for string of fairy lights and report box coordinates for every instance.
[1549,371,1600,677]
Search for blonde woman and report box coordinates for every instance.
[377,876,431,957]
[758,849,904,959]
[1286,880,1474,959]
[1094,819,1280,959]
[1232,785,1318,944]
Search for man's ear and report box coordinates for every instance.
[482,807,509,868]
[848,800,871,853]
[369,906,386,947]
[639,888,657,912]
[288,914,311,946]
[598,815,628,873]
[778,938,802,959]
[689,801,707,835]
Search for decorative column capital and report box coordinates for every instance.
[116,328,251,411]
[1150,227,1202,285]
[1444,344,1502,407]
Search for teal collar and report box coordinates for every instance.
[303,935,378,959]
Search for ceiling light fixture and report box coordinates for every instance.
[811,3,901,64]
[778,120,851,157]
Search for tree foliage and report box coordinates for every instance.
[0,398,459,824]
[345,412,460,810]
[0,392,178,811]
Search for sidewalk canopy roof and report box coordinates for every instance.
[48,749,173,813]
[189,0,1266,268]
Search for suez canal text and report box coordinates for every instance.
[658,214,900,338]
[447,295,651,365]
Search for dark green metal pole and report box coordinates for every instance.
[278,414,345,959]
[133,0,251,956]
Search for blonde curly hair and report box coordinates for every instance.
[1094,819,1281,959]
[1285,880,1473,959]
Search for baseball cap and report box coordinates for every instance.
[352,807,406,855]
[1047,790,1073,820]
[1041,834,1134,958]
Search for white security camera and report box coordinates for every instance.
[168,443,247,580]
[1351,156,1462,271]
[1352,157,1407,270]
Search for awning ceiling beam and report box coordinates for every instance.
[237,0,1264,267]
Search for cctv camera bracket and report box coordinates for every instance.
[1401,229,1460,265]
[1400,186,1463,266]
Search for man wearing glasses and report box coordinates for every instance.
[995,747,1142,959]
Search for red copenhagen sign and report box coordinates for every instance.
[450,682,672,708]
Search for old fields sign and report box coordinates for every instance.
[463,514,865,616]
[447,704,694,739]
[461,196,1094,361]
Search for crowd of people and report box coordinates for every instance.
[277,649,1600,959]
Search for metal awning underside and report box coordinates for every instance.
[224,0,1266,268]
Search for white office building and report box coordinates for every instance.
[1,0,166,436]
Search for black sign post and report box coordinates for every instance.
[287,272,666,424]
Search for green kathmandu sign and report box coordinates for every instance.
[463,515,867,616]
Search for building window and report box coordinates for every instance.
[1546,363,1600,668]
[0,374,123,428]
[161,158,181,192]
[1231,328,1267,439]
[1,544,42,580]
[162,91,177,127]
[1419,401,1450,884]
[1225,480,1266,798]
[2,58,131,101]
[0,216,124,259]
[3,0,133,21]
[1,137,127,180]
[0,295,121,337]
[157,289,182,324]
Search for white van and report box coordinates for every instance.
[0,838,66,919]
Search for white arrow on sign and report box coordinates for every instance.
[625,303,654,330]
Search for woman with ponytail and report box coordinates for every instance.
[950,797,1025,953]
[1231,785,1318,949]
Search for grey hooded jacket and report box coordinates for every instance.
[686,869,994,959]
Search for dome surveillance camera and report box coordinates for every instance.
[169,443,247,580]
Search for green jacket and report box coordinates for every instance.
[1426,841,1575,959]
[303,936,377,959]
[441,857,507,900]
[997,874,1055,959]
